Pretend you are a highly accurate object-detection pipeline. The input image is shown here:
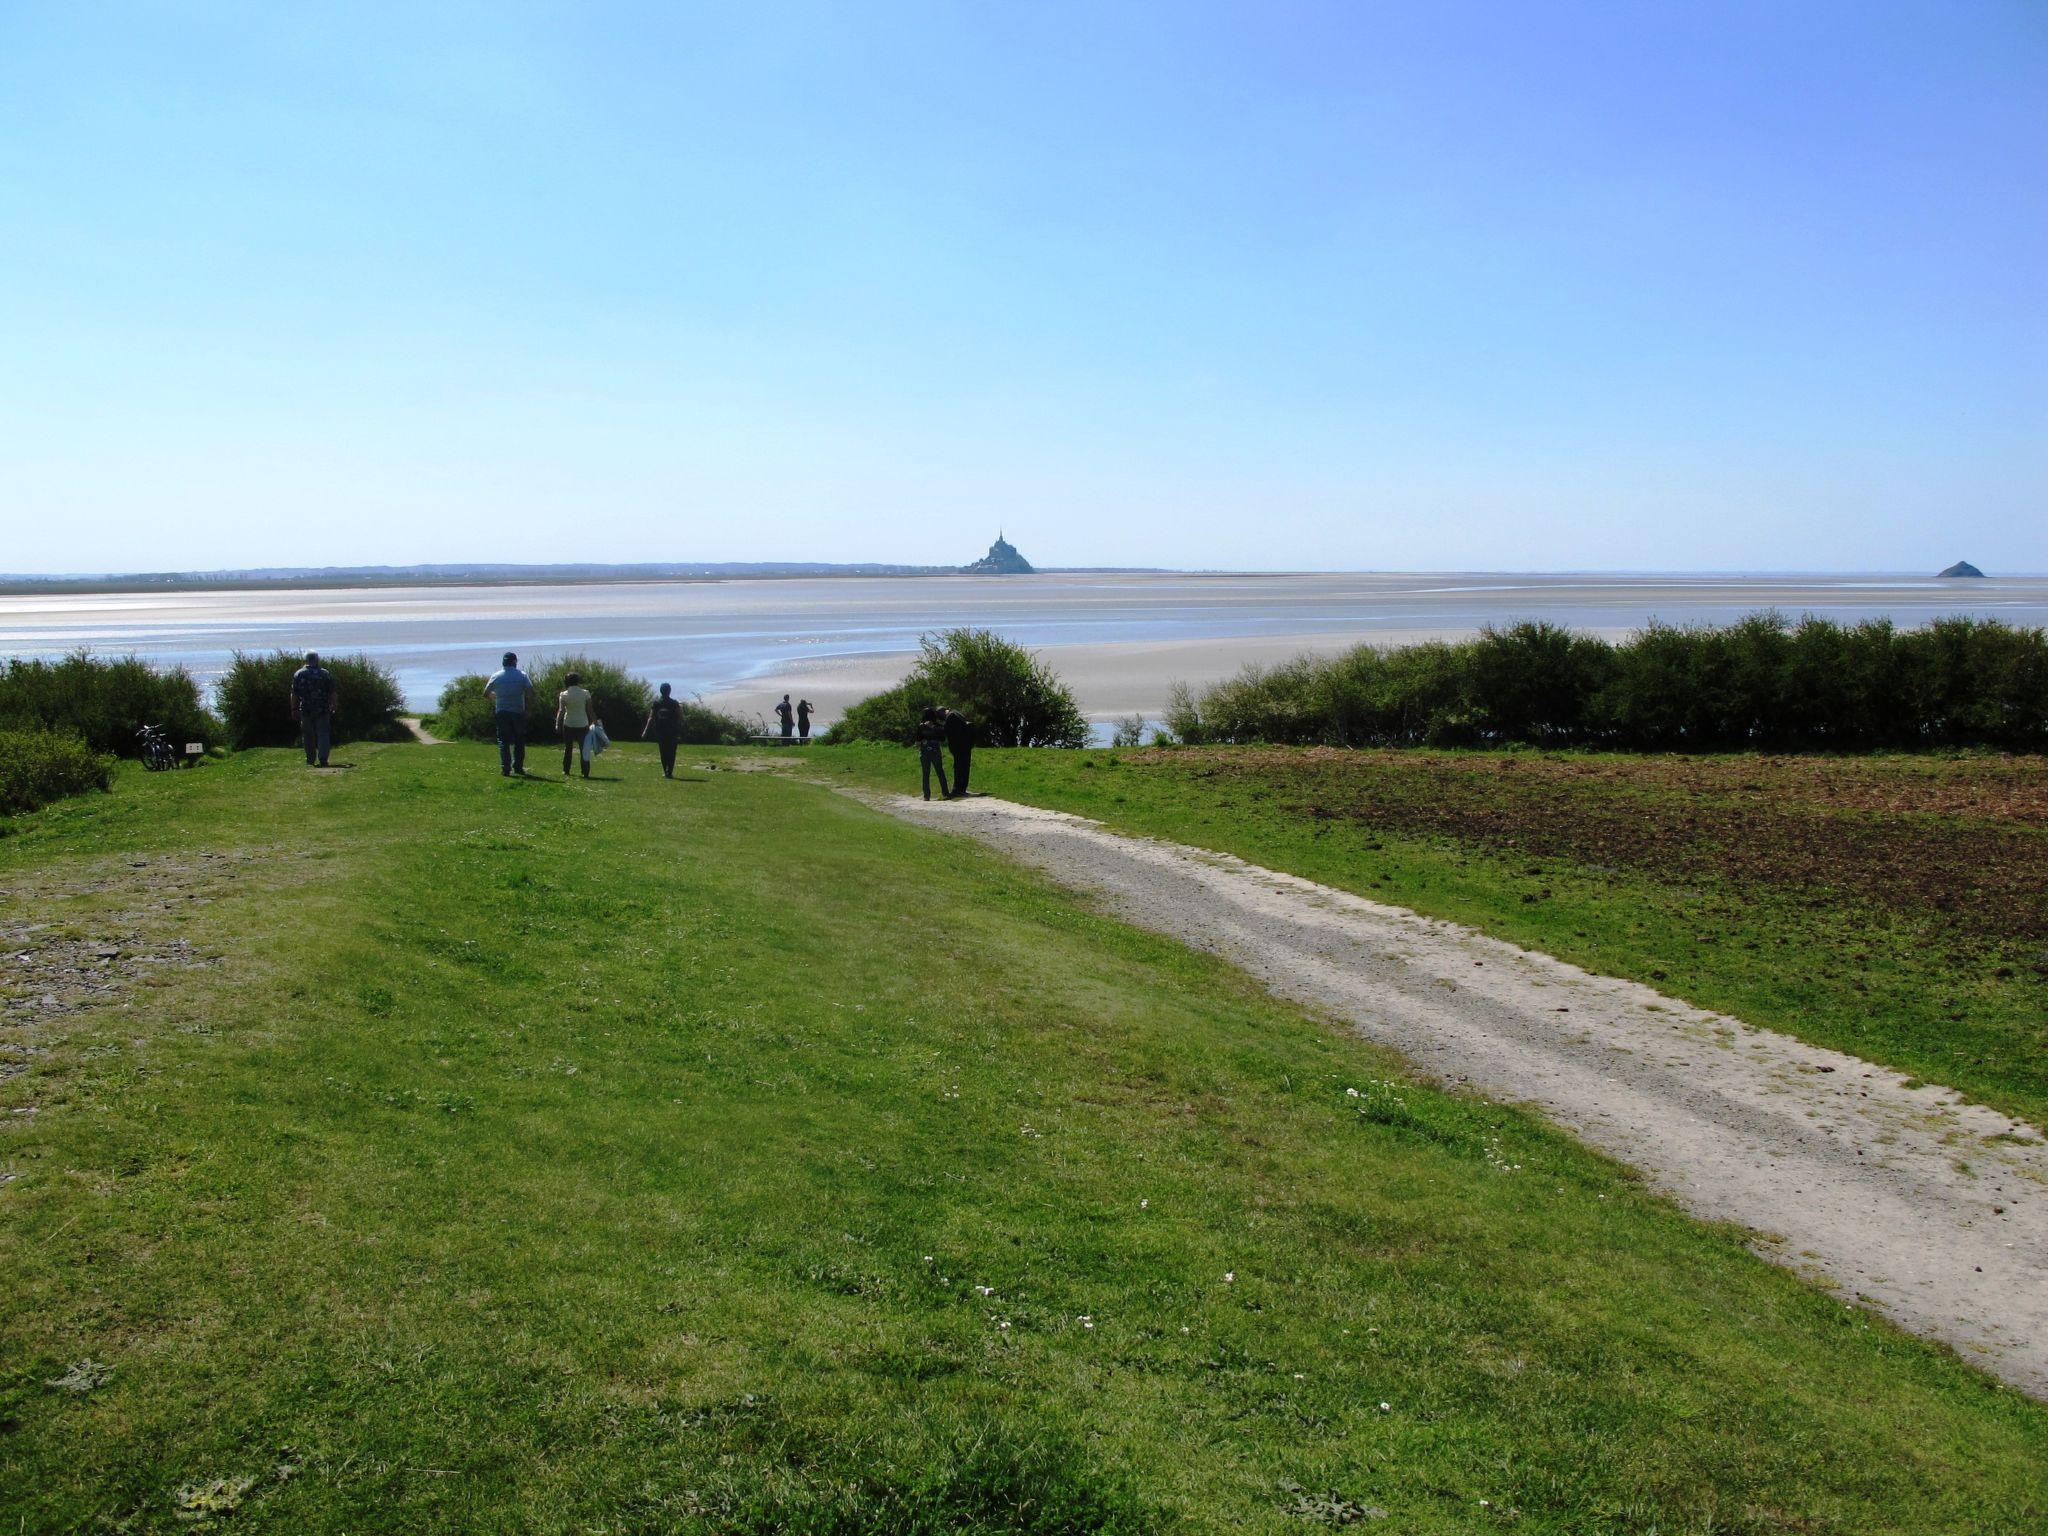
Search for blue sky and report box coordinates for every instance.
[2,1,2042,574]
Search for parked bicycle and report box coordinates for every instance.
[136,724,180,772]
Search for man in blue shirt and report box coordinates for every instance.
[483,651,533,776]
[289,652,337,766]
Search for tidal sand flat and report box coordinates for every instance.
[6,571,2044,724]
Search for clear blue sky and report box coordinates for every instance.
[2,2,2042,574]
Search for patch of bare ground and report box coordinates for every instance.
[0,849,313,1095]
[1136,748,2048,947]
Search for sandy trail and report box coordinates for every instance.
[864,789,2048,1397]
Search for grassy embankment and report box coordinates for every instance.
[806,744,2048,1133]
[3,741,2045,1533]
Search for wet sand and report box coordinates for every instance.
[703,630,1410,726]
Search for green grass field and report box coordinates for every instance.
[3,741,2045,1533]
[806,743,2048,1131]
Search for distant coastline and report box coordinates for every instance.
[0,560,1169,597]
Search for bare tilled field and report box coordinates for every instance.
[1137,748,2048,949]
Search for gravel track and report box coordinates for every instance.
[866,789,2048,1398]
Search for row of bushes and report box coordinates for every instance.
[0,653,216,757]
[1164,614,2048,751]
[0,727,116,816]
[434,655,756,745]
[825,629,1089,747]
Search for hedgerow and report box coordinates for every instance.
[1162,614,2048,752]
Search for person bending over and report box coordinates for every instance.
[557,672,595,778]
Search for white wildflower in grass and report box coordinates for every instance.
[923,1255,933,1263]
[996,1319,1011,1330]
[1223,1271,1235,1284]
[1139,1198,1149,1209]
[1379,1401,1392,1412]
[1078,1315,1094,1329]
[975,1285,995,1296]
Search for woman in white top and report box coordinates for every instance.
[556,672,595,778]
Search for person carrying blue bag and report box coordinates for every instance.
[556,672,595,778]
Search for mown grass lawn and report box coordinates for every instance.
[803,744,2048,1132]
[2,742,2044,1533]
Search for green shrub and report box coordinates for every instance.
[0,652,216,757]
[826,682,920,746]
[1470,621,1615,745]
[0,727,116,816]
[1163,614,2048,753]
[432,673,501,742]
[825,630,1088,747]
[216,651,407,749]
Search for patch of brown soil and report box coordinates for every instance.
[1133,749,2048,945]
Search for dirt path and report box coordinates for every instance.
[397,716,445,744]
[867,790,2048,1397]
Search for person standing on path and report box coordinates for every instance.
[796,698,813,741]
[915,706,951,801]
[484,651,533,776]
[557,672,595,778]
[289,652,337,767]
[643,683,685,778]
[775,694,795,739]
[942,707,974,798]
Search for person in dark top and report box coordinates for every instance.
[796,698,813,741]
[942,708,974,798]
[775,694,795,738]
[915,707,951,801]
[289,651,337,767]
[643,683,686,778]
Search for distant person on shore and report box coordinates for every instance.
[796,698,813,741]
[775,694,795,739]
[943,707,974,798]
[915,706,951,801]
[484,651,532,776]
[557,672,595,778]
[643,683,685,778]
[289,651,337,767]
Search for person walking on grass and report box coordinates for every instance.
[915,706,951,801]
[942,706,974,798]
[557,672,595,778]
[289,651,337,767]
[775,694,795,739]
[643,683,685,778]
[484,651,533,776]
[796,697,813,742]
